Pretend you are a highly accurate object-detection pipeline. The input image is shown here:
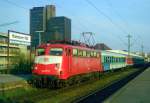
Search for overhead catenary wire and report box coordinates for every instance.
[1,0,28,10]
[0,21,19,27]
[84,0,129,47]
[105,0,131,30]
[105,0,144,50]
[85,0,129,35]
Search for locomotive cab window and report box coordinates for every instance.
[37,48,45,56]
[50,48,63,56]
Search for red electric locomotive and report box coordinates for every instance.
[32,43,103,87]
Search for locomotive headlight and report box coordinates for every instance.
[55,63,60,69]
[34,66,37,70]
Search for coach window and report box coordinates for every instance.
[105,56,107,62]
[109,57,111,62]
[123,58,125,62]
[117,58,119,62]
[112,57,114,62]
[121,58,123,62]
[113,57,115,62]
[73,49,78,56]
[105,56,108,63]
[114,57,116,62]
[103,56,105,62]
[110,57,112,63]
[122,58,124,62]
[103,56,105,63]
[108,57,110,62]
[107,57,109,62]
[116,58,118,62]
[50,48,63,56]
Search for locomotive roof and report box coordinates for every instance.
[38,43,99,51]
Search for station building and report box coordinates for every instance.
[0,32,30,70]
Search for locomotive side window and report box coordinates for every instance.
[94,52,97,57]
[50,48,63,56]
[96,53,100,58]
[37,48,45,56]
[73,49,78,56]
[87,51,91,57]
[83,51,86,57]
[90,51,94,57]
[78,50,83,57]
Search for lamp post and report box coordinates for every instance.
[35,31,44,45]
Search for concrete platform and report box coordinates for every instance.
[0,74,31,83]
[103,67,150,103]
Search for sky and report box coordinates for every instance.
[0,0,149,53]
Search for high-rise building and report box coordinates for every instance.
[46,5,56,23]
[30,5,71,48]
[43,16,71,43]
[30,5,56,48]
